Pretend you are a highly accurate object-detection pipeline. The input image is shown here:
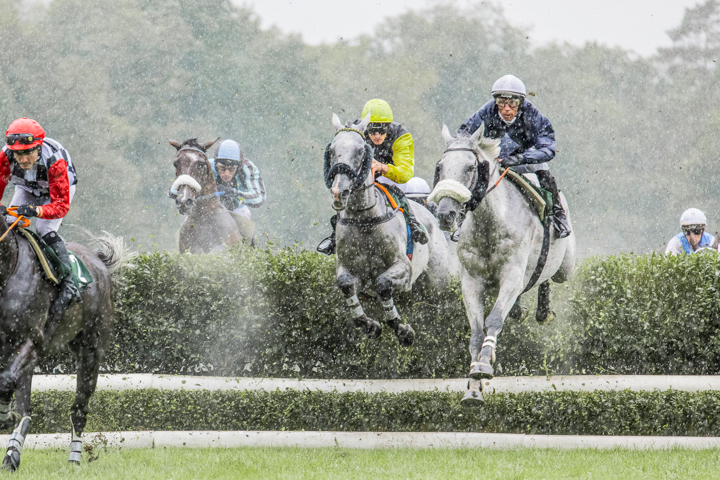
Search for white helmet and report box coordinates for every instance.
[680,208,707,226]
[405,177,431,198]
[492,74,526,98]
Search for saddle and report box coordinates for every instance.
[502,168,553,224]
[17,228,92,291]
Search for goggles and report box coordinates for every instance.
[495,96,521,108]
[6,133,38,146]
[216,164,237,173]
[367,124,388,136]
[683,226,704,236]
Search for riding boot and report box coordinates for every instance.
[535,170,571,238]
[43,232,82,334]
[317,215,337,255]
[385,186,428,245]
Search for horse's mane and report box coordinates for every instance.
[457,123,501,163]
[180,138,206,151]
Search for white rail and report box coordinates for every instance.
[32,374,720,393]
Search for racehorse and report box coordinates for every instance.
[429,124,575,407]
[326,113,451,346]
[0,223,128,470]
[168,138,244,253]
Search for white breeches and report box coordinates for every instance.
[7,185,76,237]
[512,162,549,174]
[376,176,407,192]
[233,204,252,220]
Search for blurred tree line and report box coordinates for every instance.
[0,0,717,256]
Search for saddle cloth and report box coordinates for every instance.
[17,228,93,291]
[502,168,553,224]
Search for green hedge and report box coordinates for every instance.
[23,389,720,436]
[569,251,720,375]
[38,246,568,378]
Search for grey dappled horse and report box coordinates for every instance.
[326,113,450,346]
[169,138,244,253]
[429,124,575,407]
[0,230,128,470]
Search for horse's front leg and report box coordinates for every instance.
[337,267,381,339]
[0,339,38,472]
[472,262,525,380]
[376,262,414,347]
[460,271,486,407]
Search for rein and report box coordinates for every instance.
[0,208,30,243]
[172,146,218,205]
[337,183,402,231]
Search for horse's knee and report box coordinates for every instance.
[337,273,355,296]
[376,276,393,301]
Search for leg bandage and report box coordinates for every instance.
[345,294,364,318]
[0,402,10,422]
[69,423,82,463]
[381,298,399,320]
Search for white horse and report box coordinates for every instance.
[429,124,576,407]
[326,113,451,346]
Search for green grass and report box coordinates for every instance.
[7,447,720,479]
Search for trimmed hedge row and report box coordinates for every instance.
[24,389,720,436]
[39,246,568,378]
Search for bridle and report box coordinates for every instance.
[436,145,506,211]
[324,127,374,193]
[171,146,220,203]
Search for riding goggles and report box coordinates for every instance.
[216,164,238,173]
[495,96,521,108]
[6,133,37,146]
[683,227,705,236]
[367,124,388,136]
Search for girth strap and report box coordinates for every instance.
[522,221,551,294]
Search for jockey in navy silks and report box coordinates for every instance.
[317,99,429,255]
[458,74,571,238]
[0,118,81,319]
[665,208,717,255]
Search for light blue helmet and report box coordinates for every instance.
[216,139,242,164]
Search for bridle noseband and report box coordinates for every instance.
[324,127,374,193]
[437,146,499,211]
[173,146,219,203]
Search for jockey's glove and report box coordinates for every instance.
[500,154,524,168]
[0,205,6,216]
[16,205,39,218]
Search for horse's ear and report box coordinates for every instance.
[469,122,486,145]
[332,113,343,131]
[168,138,182,150]
[441,125,454,145]
[201,137,220,152]
[357,112,372,133]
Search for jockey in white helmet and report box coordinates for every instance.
[665,208,716,255]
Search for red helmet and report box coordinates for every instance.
[5,118,45,151]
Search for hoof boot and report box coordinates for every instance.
[470,361,494,380]
[536,310,556,325]
[355,315,382,339]
[461,389,484,408]
[2,449,20,472]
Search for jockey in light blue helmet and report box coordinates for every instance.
[209,139,266,220]
[665,208,716,255]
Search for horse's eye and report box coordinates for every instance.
[173,160,179,168]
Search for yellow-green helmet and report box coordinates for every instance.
[361,99,393,123]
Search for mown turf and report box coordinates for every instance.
[5,447,720,479]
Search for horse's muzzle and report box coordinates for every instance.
[437,197,460,232]
[332,187,350,211]
[176,197,194,215]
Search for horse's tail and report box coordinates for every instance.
[87,231,135,279]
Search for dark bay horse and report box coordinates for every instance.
[0,225,127,470]
[168,138,244,253]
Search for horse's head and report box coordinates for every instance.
[324,112,374,211]
[428,123,500,231]
[168,137,220,215]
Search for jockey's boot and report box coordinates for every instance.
[535,170,571,238]
[316,215,337,255]
[386,185,428,245]
[43,232,82,326]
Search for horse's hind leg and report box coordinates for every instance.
[0,339,38,472]
[337,269,381,339]
[67,333,103,465]
[536,281,555,324]
[376,267,414,347]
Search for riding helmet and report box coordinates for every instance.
[361,99,393,124]
[5,118,45,151]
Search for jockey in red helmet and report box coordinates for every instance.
[0,118,81,319]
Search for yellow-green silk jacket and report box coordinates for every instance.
[361,121,415,184]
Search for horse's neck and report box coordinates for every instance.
[470,163,508,224]
[343,180,382,218]
[0,225,19,287]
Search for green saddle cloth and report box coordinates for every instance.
[502,168,554,225]
[18,228,93,292]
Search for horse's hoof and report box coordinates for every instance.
[68,459,80,466]
[536,310,556,325]
[396,324,415,347]
[365,319,382,339]
[2,449,20,472]
[461,389,484,408]
[509,305,528,321]
[470,361,494,380]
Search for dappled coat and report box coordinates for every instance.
[458,99,556,164]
